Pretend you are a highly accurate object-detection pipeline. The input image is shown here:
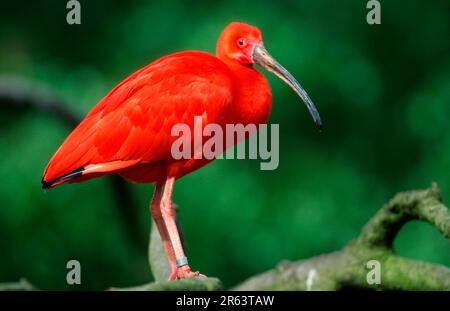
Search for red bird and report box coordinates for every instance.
[42,22,322,280]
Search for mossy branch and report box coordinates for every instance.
[234,183,450,290]
[2,184,449,291]
[356,182,449,248]
[109,277,222,291]
[111,183,450,291]
[0,278,36,291]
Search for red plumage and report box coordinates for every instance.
[42,22,320,280]
[43,51,248,187]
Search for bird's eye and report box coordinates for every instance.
[237,38,246,47]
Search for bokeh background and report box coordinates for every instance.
[0,0,449,290]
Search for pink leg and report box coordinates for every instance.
[150,182,177,280]
[160,177,206,279]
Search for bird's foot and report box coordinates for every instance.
[168,265,206,280]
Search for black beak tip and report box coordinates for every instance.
[313,117,323,132]
[316,122,323,132]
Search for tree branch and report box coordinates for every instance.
[0,278,36,291]
[111,183,449,291]
[0,76,79,127]
[109,278,222,291]
[356,182,449,247]
[234,183,450,290]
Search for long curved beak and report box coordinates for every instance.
[253,44,322,131]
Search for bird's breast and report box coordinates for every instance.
[227,67,272,126]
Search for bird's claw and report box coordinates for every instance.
[168,265,207,280]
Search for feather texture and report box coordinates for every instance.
[43,51,235,186]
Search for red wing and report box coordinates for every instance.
[43,51,234,186]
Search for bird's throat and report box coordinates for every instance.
[227,63,272,126]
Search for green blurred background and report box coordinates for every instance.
[0,0,449,290]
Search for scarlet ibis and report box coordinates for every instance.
[42,22,322,280]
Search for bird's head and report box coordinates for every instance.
[217,22,322,130]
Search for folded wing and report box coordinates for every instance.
[42,51,234,188]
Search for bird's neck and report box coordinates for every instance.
[225,61,273,126]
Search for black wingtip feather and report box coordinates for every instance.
[41,166,85,189]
